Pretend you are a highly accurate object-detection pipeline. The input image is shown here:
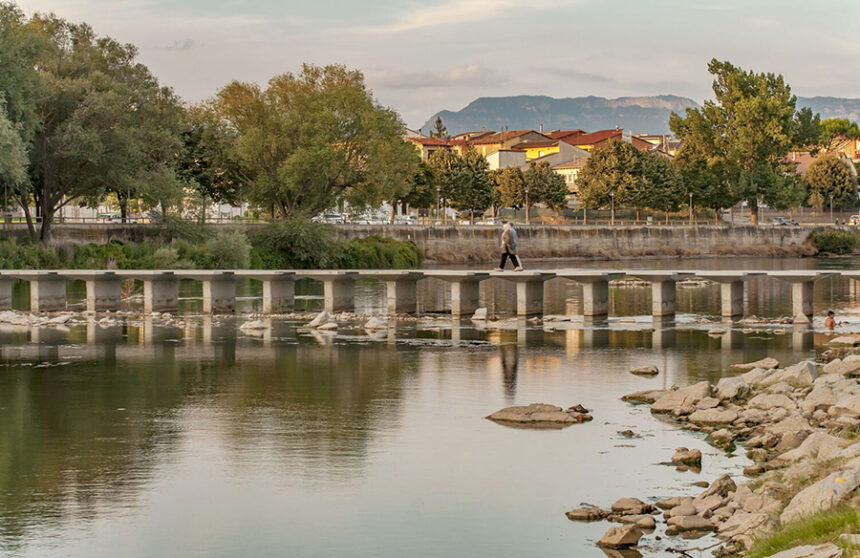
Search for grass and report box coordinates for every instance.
[746,506,859,558]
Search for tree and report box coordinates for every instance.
[767,166,807,221]
[0,101,27,209]
[389,161,436,223]
[429,147,492,224]
[211,64,416,220]
[672,141,735,224]
[0,9,184,240]
[669,59,817,225]
[819,118,860,152]
[494,166,525,209]
[430,116,448,140]
[631,151,684,223]
[576,139,641,212]
[523,161,568,213]
[175,106,242,223]
[805,154,858,210]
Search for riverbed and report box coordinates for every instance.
[1,256,859,557]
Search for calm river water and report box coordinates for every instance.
[2,256,860,557]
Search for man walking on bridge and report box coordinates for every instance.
[495,222,523,272]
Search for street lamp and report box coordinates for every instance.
[610,192,615,226]
[830,194,834,225]
[524,184,530,225]
[436,185,440,224]
[689,192,694,226]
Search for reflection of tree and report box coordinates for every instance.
[499,344,518,397]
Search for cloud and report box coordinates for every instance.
[354,0,571,34]
[369,65,508,90]
[163,39,196,52]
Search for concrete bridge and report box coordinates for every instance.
[0,269,847,323]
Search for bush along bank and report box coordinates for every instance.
[808,229,860,256]
[0,219,420,270]
[567,355,860,556]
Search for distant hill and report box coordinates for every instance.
[421,94,860,136]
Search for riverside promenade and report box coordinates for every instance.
[0,269,849,322]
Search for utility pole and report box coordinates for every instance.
[689,192,693,226]
[610,192,615,226]
[524,183,529,225]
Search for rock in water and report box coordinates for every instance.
[565,507,607,521]
[486,403,592,428]
[826,336,860,347]
[239,320,267,331]
[671,447,702,467]
[597,524,642,549]
[651,381,711,413]
[364,317,388,331]
[630,365,659,376]
[317,322,338,331]
[471,307,488,321]
[610,497,654,515]
[728,357,779,372]
[307,311,330,328]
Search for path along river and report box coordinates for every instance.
[1,256,860,557]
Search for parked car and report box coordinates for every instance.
[312,213,346,224]
[771,216,798,226]
[394,215,418,225]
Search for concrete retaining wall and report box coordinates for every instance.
[3,224,814,263]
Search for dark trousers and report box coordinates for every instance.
[499,249,520,269]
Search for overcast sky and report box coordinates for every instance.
[14,0,860,128]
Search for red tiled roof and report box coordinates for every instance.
[511,139,558,150]
[547,130,585,140]
[470,129,537,145]
[552,158,589,170]
[558,129,623,146]
[407,136,450,146]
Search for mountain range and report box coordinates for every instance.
[420,95,860,136]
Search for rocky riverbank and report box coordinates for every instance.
[568,355,860,557]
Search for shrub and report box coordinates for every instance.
[249,218,344,269]
[809,229,859,255]
[747,506,858,558]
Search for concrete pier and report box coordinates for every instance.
[627,271,693,318]
[771,271,836,324]
[358,271,425,314]
[122,271,179,313]
[556,271,624,318]
[490,271,556,317]
[0,274,13,310]
[7,271,67,312]
[696,271,764,319]
[424,271,490,317]
[62,271,124,312]
[299,271,359,313]
[237,271,296,313]
[177,271,237,313]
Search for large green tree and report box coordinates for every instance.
[523,161,568,213]
[428,147,492,224]
[669,59,818,225]
[0,6,184,240]
[211,64,416,219]
[639,152,685,223]
[805,154,858,210]
[0,101,26,209]
[576,139,641,212]
[819,118,860,152]
[493,166,525,208]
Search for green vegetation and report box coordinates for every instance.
[0,221,420,270]
[809,229,859,255]
[746,507,859,558]
[805,153,859,210]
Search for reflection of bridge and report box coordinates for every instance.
[0,269,851,322]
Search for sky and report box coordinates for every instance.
[13,0,860,128]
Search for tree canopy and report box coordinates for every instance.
[805,154,858,210]
[210,64,416,219]
[428,147,493,224]
[523,161,568,211]
[0,101,27,207]
[669,59,819,224]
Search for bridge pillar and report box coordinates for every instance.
[696,272,764,320]
[0,276,12,310]
[143,276,179,313]
[21,273,67,312]
[772,272,835,324]
[424,272,490,317]
[202,276,236,313]
[86,277,123,312]
[556,272,624,318]
[263,278,295,313]
[491,271,556,317]
[297,272,359,314]
[627,272,693,318]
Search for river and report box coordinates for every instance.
[1,256,858,557]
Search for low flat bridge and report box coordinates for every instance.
[0,269,850,323]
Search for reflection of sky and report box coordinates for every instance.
[13,0,860,126]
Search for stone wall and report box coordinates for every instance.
[4,224,815,263]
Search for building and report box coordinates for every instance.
[486,149,527,170]
[551,158,589,197]
[634,134,683,156]
[404,134,451,161]
[464,129,551,157]
[556,128,658,152]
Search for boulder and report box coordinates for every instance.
[622,389,666,404]
[610,497,653,515]
[730,357,779,372]
[630,365,659,376]
[832,394,860,418]
[717,511,773,546]
[655,496,689,510]
[688,408,739,426]
[597,524,643,549]
[471,307,488,321]
[801,383,838,415]
[776,432,852,463]
[715,376,749,401]
[748,393,797,411]
[486,403,592,428]
[764,414,813,436]
[781,466,860,524]
[764,544,843,558]
[651,381,711,414]
[696,396,721,410]
[671,447,702,467]
[708,429,737,447]
[697,474,736,499]
[565,506,607,521]
[760,361,819,388]
[317,322,338,331]
[839,534,860,546]
[693,494,724,515]
[822,358,860,377]
[667,502,696,518]
[238,320,268,332]
[666,515,714,531]
[307,311,330,328]
[364,317,388,331]
[775,430,811,453]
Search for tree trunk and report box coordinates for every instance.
[390,203,396,225]
[120,196,128,223]
[39,212,52,242]
[750,200,758,226]
[583,208,587,225]
[19,193,37,241]
[665,211,669,225]
[636,209,640,224]
[470,211,475,225]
